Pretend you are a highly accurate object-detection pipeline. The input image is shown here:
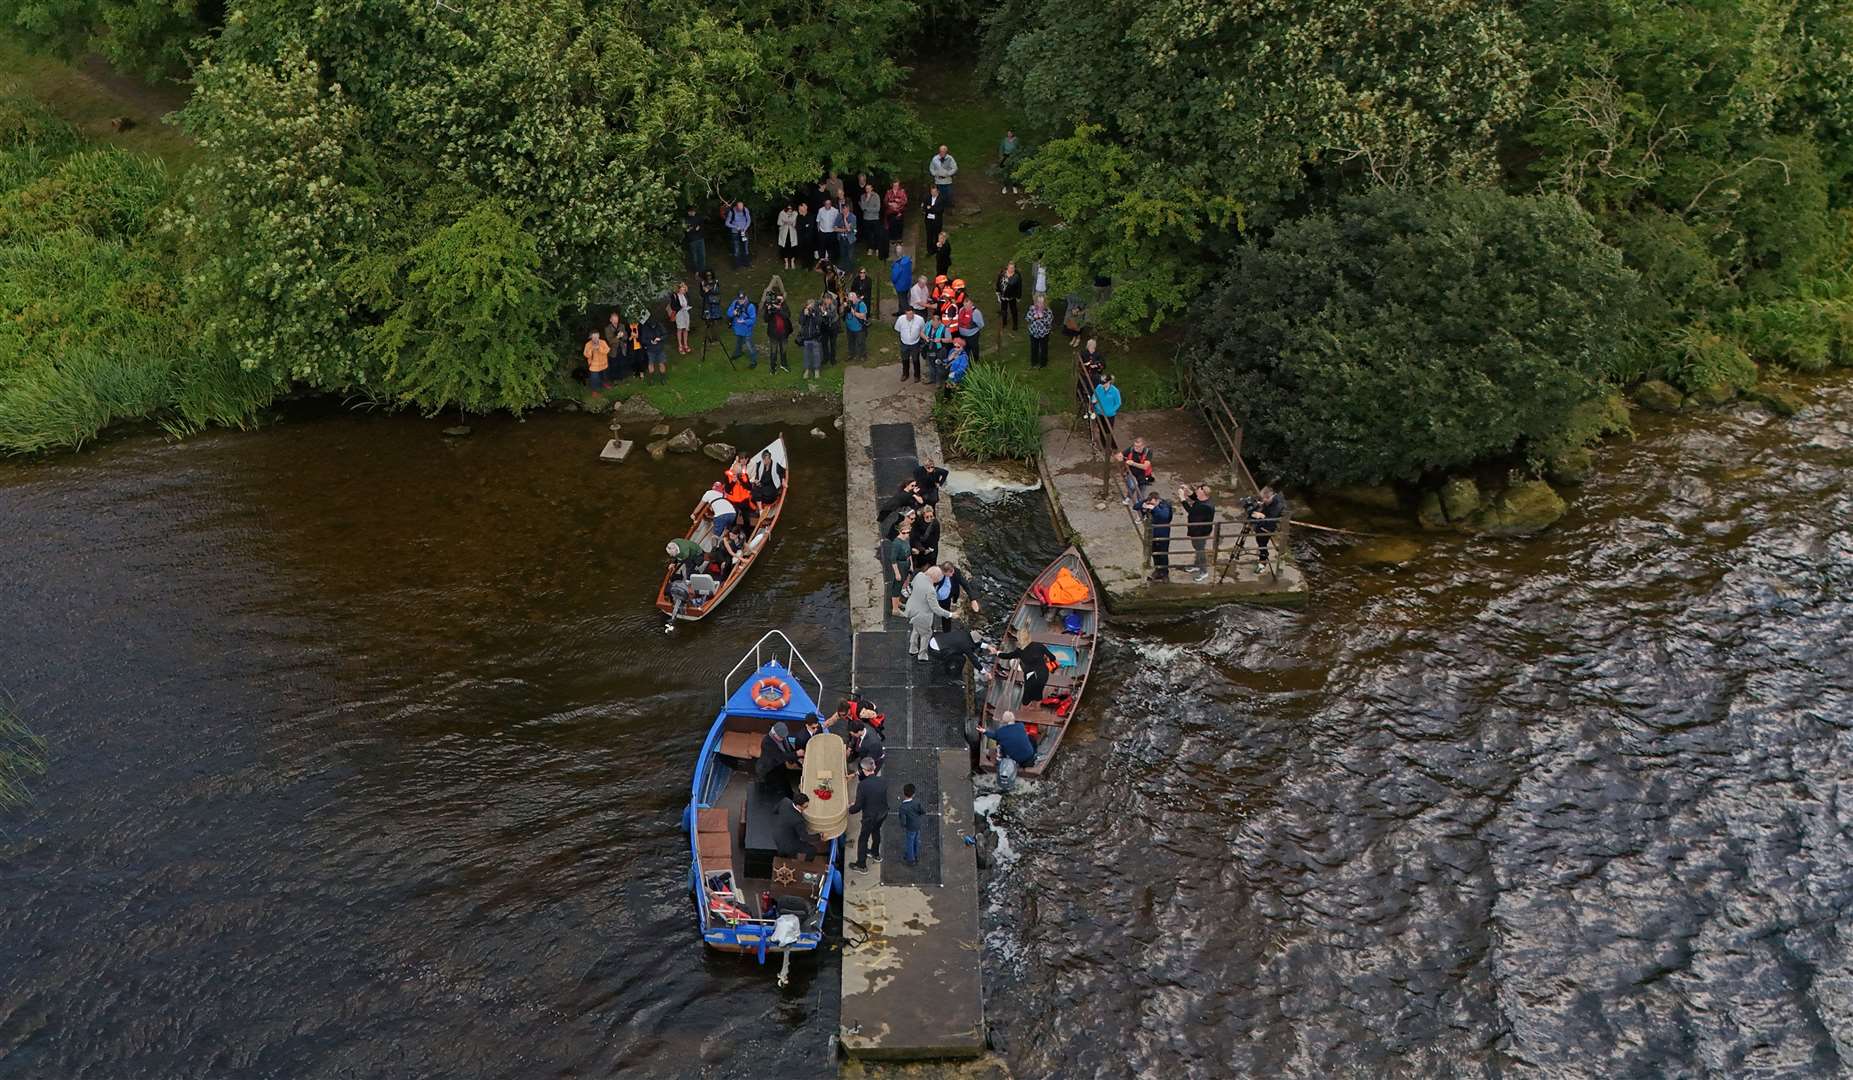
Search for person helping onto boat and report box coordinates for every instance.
[756,721,800,798]
[979,710,1039,791]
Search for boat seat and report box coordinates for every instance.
[719,730,761,759]
[688,573,719,596]
[696,808,729,835]
[697,830,733,865]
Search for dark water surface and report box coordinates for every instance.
[0,410,849,1079]
[3,383,1850,1079]
[961,380,1853,1079]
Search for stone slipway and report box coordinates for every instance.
[838,365,984,1061]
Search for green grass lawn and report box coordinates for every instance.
[0,42,197,167]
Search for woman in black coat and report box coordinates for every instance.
[932,232,954,278]
[995,261,1023,329]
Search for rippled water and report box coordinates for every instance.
[3,383,1849,1079]
[0,409,849,1079]
[966,379,1853,1079]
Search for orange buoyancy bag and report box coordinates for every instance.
[1046,566,1091,605]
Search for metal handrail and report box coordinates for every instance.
[722,629,824,712]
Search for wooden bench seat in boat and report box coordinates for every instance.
[695,807,733,865]
[719,730,762,759]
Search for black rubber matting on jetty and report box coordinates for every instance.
[868,422,917,461]
[878,750,942,887]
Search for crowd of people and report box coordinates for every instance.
[577,131,1116,396]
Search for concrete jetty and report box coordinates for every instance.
[837,367,986,1060]
[1039,409,1308,611]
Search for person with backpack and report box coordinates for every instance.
[641,313,668,383]
[845,291,870,360]
[956,298,984,364]
[923,312,953,384]
[764,295,793,373]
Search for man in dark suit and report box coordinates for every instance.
[848,759,889,870]
[775,792,817,858]
[755,721,796,797]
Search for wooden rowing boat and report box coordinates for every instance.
[655,435,789,622]
[978,546,1100,778]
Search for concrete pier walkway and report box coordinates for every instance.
[1039,410,1308,611]
[837,366,985,1060]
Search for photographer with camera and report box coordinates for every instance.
[1246,486,1285,572]
[726,290,758,368]
[1181,483,1214,581]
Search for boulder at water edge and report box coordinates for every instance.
[1416,491,1449,530]
[647,438,670,461]
[1547,446,1595,486]
[1467,479,1566,537]
[650,422,671,436]
[1632,380,1683,413]
[1439,476,1481,522]
[1748,384,1806,417]
[613,397,664,422]
[810,427,827,438]
[702,441,736,462]
[667,428,702,453]
[1685,381,1739,407]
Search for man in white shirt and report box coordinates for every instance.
[929,145,958,205]
[815,200,841,259]
[894,307,927,382]
[696,483,737,539]
[908,277,931,314]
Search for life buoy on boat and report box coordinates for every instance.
[752,677,792,710]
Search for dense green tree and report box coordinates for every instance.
[1187,186,1648,487]
[1520,0,1853,302]
[991,0,1531,331]
[172,0,921,412]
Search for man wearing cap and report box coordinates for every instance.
[956,296,984,364]
[726,290,758,367]
[663,538,706,623]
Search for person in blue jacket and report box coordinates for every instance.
[1138,490,1174,582]
[1091,373,1121,436]
[727,290,758,367]
[889,245,914,314]
[943,338,971,395]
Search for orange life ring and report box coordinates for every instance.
[752,677,791,711]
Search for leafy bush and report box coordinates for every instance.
[936,363,1044,462]
[1729,299,1835,373]
[1667,326,1757,394]
[1119,364,1183,410]
[0,95,80,154]
[1189,186,1650,487]
[0,148,170,241]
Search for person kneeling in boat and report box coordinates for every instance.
[993,633,1059,706]
[664,538,707,627]
[980,711,1039,791]
[711,519,749,579]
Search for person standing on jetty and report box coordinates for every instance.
[905,565,956,661]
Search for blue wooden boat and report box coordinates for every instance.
[687,631,842,976]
